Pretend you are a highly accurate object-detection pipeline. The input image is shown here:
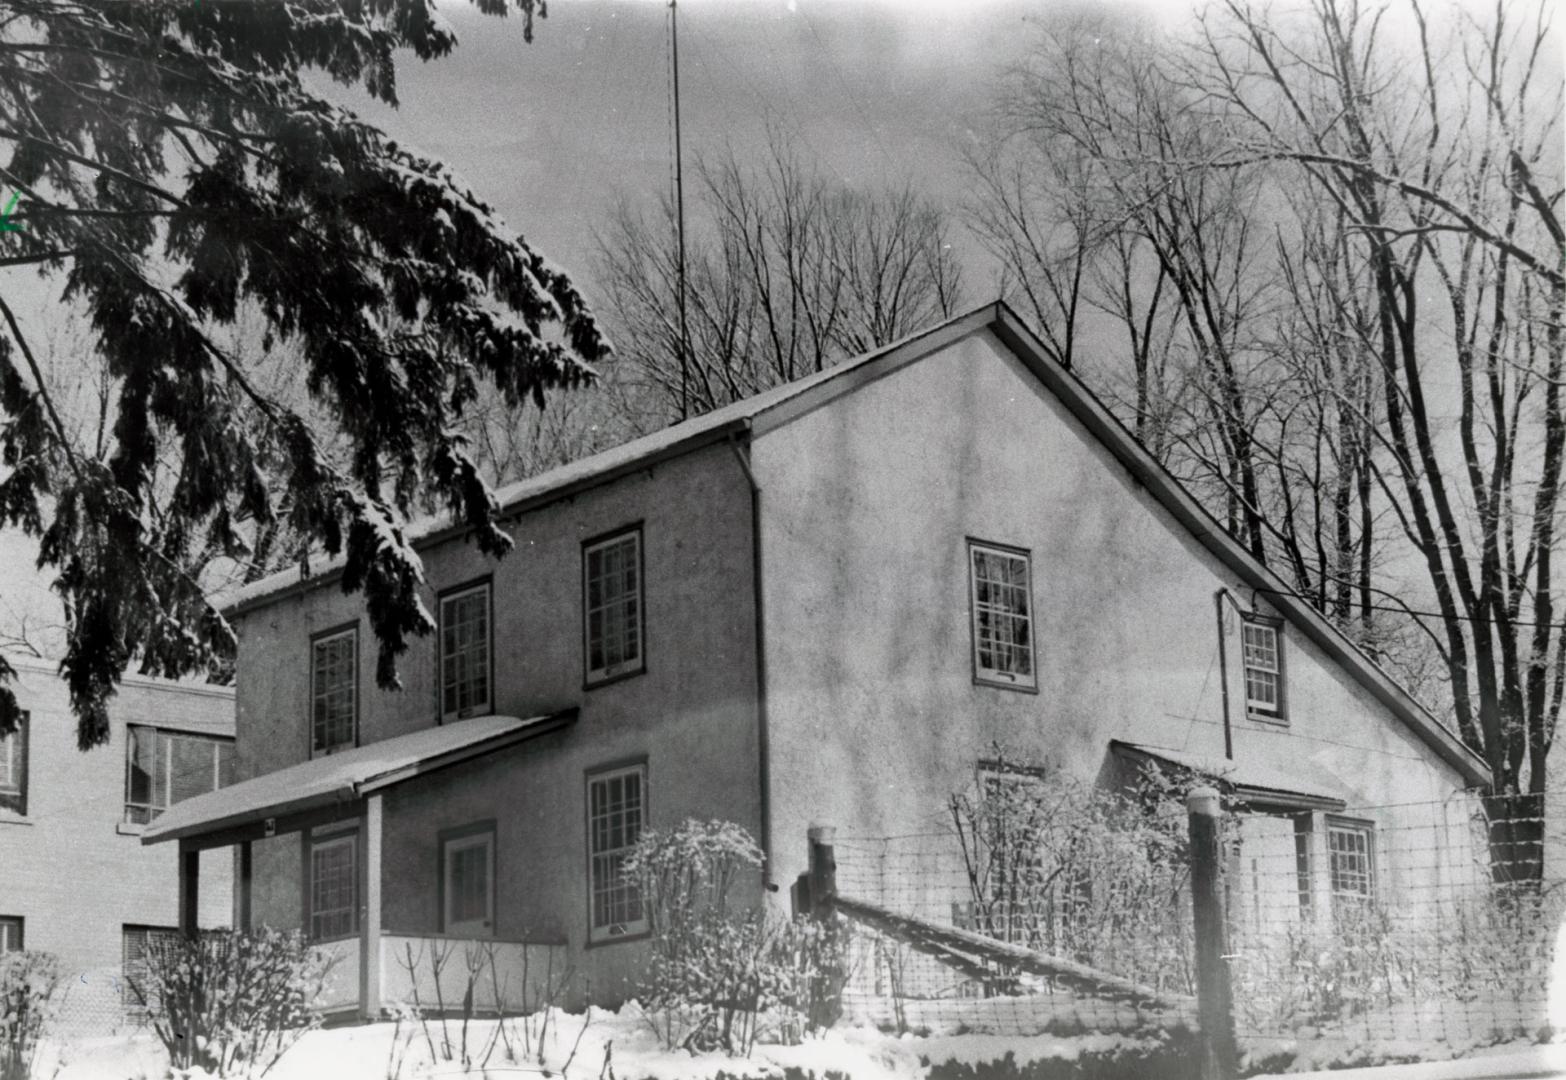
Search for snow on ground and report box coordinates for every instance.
[34,1003,1168,1080]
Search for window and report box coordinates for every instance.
[1327,818,1374,902]
[311,626,357,756]
[125,728,233,825]
[587,762,647,942]
[968,541,1036,690]
[0,917,21,953]
[0,711,27,816]
[1242,616,1285,720]
[122,924,178,1016]
[441,825,495,936]
[308,830,358,940]
[440,581,492,721]
[583,527,644,685]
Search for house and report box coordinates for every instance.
[142,302,1488,1019]
[0,653,234,1029]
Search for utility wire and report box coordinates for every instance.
[1251,585,1566,631]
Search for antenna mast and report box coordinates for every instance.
[670,0,690,421]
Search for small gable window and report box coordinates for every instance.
[440,581,492,722]
[1241,615,1285,721]
[584,527,644,685]
[968,541,1036,690]
[0,712,27,816]
[311,626,358,756]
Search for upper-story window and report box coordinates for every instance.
[124,727,233,825]
[311,625,358,756]
[584,526,645,686]
[967,540,1036,691]
[440,580,492,721]
[0,711,28,816]
[1242,615,1286,721]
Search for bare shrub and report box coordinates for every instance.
[0,951,59,1080]
[135,929,336,1078]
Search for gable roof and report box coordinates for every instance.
[227,302,1488,787]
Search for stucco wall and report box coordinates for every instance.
[236,441,762,1000]
[0,658,233,980]
[751,329,1474,888]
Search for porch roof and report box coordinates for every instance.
[142,709,577,846]
[1111,740,1348,812]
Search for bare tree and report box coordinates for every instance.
[596,135,965,425]
[1190,0,1564,878]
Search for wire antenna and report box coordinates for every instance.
[669,0,690,421]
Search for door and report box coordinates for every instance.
[442,830,494,937]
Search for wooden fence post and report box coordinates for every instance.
[1189,786,1238,1080]
[807,823,837,919]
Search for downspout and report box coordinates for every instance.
[1214,589,1242,761]
[728,432,774,889]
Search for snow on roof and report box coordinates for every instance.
[223,308,968,614]
[142,710,575,845]
[1112,741,1347,809]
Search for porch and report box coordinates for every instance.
[141,710,578,1021]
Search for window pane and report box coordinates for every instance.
[311,837,357,939]
[0,716,24,815]
[449,841,489,923]
[971,546,1033,682]
[313,632,356,753]
[585,533,642,680]
[0,918,21,954]
[169,736,215,805]
[441,589,490,716]
[588,767,646,933]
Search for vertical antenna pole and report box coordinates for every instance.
[670,0,690,421]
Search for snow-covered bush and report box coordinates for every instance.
[949,749,1195,995]
[626,819,847,1055]
[0,951,59,1080]
[135,928,337,1078]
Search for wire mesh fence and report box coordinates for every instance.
[1226,794,1564,1052]
[823,787,1564,1058]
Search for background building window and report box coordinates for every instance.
[0,916,21,953]
[0,711,27,816]
[1242,616,1285,719]
[968,541,1036,689]
[309,831,358,940]
[440,582,491,720]
[311,627,357,755]
[587,762,646,941]
[584,528,644,684]
[125,728,232,824]
[1327,818,1374,902]
[122,924,178,1017]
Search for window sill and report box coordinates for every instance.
[117,822,147,837]
[0,813,32,827]
[584,665,646,691]
[1246,711,1289,727]
[585,927,650,950]
[973,674,1039,695]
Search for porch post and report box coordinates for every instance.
[238,840,253,932]
[358,794,383,1022]
[178,843,200,938]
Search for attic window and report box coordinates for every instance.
[968,540,1036,691]
[1241,615,1285,721]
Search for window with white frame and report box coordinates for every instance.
[441,826,495,935]
[587,763,646,941]
[309,831,358,940]
[440,582,491,721]
[584,528,644,684]
[311,626,357,755]
[968,541,1036,689]
[1241,616,1285,720]
[1327,818,1374,902]
[0,711,27,816]
[0,917,21,954]
[124,727,232,825]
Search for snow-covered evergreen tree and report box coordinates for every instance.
[0,0,608,745]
